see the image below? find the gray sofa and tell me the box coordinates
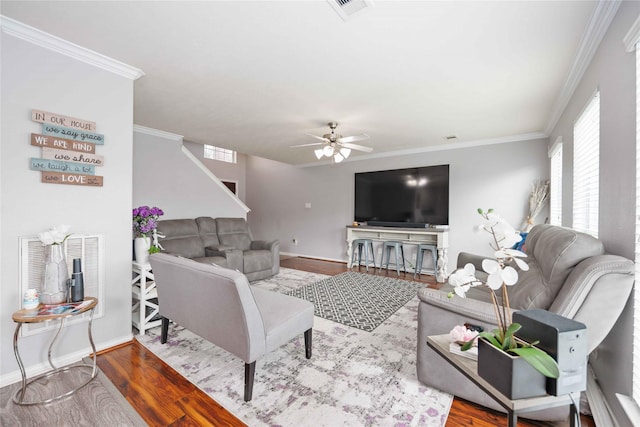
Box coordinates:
[156,217,279,281]
[417,224,634,421]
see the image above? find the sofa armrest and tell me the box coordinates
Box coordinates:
[250,240,278,251]
[250,240,280,276]
[205,244,237,254]
[418,287,507,329]
[456,252,487,271]
[205,246,243,271]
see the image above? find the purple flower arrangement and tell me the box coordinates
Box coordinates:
[132,206,164,238]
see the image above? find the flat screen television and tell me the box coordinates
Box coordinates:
[354,164,449,227]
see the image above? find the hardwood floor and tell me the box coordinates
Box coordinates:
[97,256,594,426]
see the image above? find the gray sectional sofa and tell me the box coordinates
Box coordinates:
[156,217,279,281]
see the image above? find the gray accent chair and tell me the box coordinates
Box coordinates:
[417,224,634,422]
[149,252,314,401]
[214,217,280,282]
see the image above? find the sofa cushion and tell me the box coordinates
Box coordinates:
[156,219,205,259]
[195,216,221,247]
[508,224,605,310]
[216,218,252,251]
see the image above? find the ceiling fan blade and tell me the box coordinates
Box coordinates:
[291,142,324,148]
[339,141,373,152]
[337,133,369,143]
[304,133,330,143]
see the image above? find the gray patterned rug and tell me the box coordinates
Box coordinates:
[286,271,425,332]
[136,268,452,426]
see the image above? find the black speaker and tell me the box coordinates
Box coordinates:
[513,309,587,396]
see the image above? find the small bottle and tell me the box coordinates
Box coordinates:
[71,258,84,302]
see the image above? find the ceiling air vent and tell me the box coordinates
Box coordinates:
[328,0,374,21]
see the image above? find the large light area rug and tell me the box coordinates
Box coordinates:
[136,268,453,426]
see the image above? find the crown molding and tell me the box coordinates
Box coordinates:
[297,131,548,168]
[0,15,144,80]
[133,125,184,141]
[623,14,640,52]
[544,1,622,135]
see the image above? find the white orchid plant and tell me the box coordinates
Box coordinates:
[38,224,72,246]
[448,209,559,379]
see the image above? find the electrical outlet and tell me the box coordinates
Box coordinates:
[293,238,298,245]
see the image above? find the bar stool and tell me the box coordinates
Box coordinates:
[380,241,406,276]
[351,238,376,272]
[414,243,438,279]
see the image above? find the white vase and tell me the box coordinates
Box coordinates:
[41,244,68,304]
[134,237,151,264]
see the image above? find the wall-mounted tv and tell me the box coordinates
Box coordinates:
[354,164,449,227]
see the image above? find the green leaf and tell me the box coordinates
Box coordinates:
[477,208,484,214]
[478,332,501,348]
[460,340,474,351]
[487,208,494,213]
[510,347,560,378]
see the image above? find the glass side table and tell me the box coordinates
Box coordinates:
[11,297,98,405]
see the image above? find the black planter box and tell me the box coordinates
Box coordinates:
[477,338,547,400]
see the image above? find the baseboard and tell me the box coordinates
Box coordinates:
[0,333,133,387]
[280,251,346,264]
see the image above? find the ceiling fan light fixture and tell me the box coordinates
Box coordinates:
[334,152,345,163]
[314,148,324,159]
[339,148,351,159]
[323,145,334,156]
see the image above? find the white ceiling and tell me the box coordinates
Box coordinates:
[2,1,599,165]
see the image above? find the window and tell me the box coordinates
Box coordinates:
[549,139,563,226]
[204,144,236,164]
[572,91,600,237]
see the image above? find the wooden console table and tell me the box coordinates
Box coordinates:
[346,225,449,282]
[427,334,579,427]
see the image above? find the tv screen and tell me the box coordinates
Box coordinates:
[354,165,449,227]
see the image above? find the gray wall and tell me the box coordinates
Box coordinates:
[183,141,248,203]
[549,2,639,425]
[133,130,248,220]
[1,31,136,380]
[246,138,550,270]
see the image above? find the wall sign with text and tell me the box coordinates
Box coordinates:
[30,109,104,187]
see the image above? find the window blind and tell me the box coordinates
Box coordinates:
[19,234,104,336]
[549,141,563,226]
[573,92,600,237]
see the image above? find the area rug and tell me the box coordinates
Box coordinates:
[284,271,425,332]
[136,268,452,426]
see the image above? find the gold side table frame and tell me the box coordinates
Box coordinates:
[12,297,98,405]
[427,334,579,427]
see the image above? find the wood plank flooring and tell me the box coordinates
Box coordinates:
[96,256,594,426]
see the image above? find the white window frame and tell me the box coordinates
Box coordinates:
[204,144,237,164]
[548,137,563,226]
[619,15,640,422]
[572,91,600,237]
[19,234,105,336]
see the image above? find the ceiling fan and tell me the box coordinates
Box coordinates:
[292,122,373,163]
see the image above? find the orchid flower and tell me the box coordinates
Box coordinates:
[38,224,71,245]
